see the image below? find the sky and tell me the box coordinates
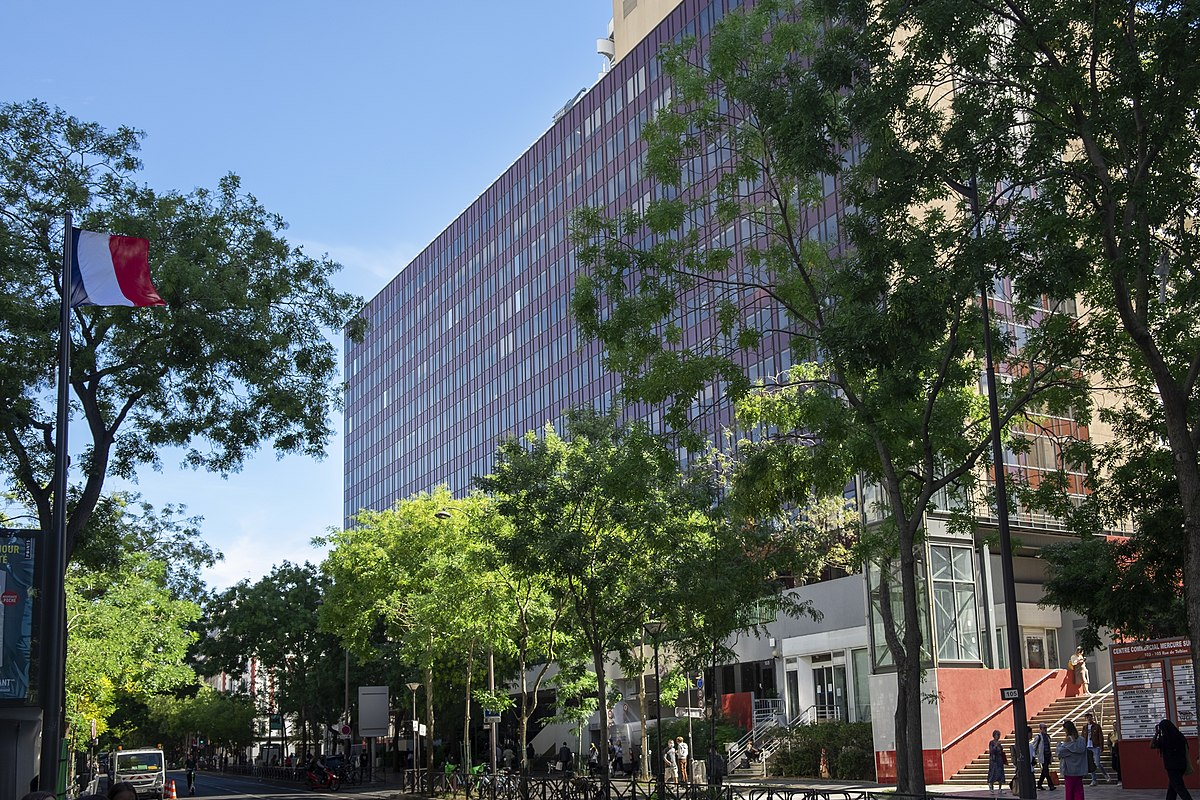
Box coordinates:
[1,1,615,589]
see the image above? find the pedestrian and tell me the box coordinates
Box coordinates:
[526,742,535,769]
[664,740,678,786]
[706,744,727,788]
[504,743,515,771]
[1083,712,1110,785]
[631,741,642,778]
[614,739,625,776]
[1151,718,1195,800]
[988,729,1007,794]
[588,743,599,775]
[676,736,690,783]
[1109,734,1120,784]
[1069,648,1090,695]
[1033,722,1056,790]
[1057,719,1089,800]
[106,783,138,800]
[558,741,573,775]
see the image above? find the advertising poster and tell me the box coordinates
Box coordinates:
[0,534,35,701]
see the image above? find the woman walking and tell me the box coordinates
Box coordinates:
[1152,719,1195,800]
[988,730,1007,794]
[1058,719,1090,800]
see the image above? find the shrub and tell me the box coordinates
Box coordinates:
[835,745,872,780]
[767,721,873,779]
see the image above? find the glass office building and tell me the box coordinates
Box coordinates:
[344,0,768,516]
[343,0,1104,784]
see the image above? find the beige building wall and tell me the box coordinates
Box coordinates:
[611,0,681,62]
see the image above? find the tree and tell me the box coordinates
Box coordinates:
[477,409,717,782]
[570,2,1087,791]
[800,0,1200,718]
[0,99,365,561]
[915,0,1200,692]
[144,687,256,758]
[197,562,344,755]
[320,488,510,772]
[66,551,201,748]
[1030,398,1188,646]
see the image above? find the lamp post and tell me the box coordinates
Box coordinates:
[967,177,1035,800]
[407,681,421,792]
[644,621,666,799]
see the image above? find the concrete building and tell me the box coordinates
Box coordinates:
[344,0,1113,783]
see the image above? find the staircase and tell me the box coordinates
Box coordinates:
[946,692,1118,785]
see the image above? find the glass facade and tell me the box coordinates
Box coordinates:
[344,0,770,518]
[343,0,1089,533]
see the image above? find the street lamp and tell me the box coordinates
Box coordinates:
[407,681,421,791]
[644,620,666,799]
[967,177,1035,800]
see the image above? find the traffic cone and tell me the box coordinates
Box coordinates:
[165,780,177,800]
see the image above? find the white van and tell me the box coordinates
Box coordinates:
[110,748,166,798]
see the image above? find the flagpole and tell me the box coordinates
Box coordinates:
[40,212,73,795]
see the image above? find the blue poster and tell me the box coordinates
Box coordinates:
[0,534,35,700]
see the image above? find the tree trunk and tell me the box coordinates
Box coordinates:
[638,639,650,781]
[463,646,475,768]
[425,658,436,772]
[593,642,610,781]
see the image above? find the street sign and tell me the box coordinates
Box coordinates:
[1000,688,1020,700]
[483,710,501,725]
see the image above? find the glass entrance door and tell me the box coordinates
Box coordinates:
[813,664,848,721]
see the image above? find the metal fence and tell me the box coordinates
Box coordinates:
[393,772,916,800]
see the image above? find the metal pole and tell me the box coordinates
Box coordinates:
[970,178,1035,800]
[39,212,73,796]
[488,645,497,785]
[654,636,663,800]
[408,682,420,793]
[686,673,693,784]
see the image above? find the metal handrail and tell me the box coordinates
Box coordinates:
[1042,683,1114,736]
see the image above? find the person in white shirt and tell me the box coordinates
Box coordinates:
[675,737,690,783]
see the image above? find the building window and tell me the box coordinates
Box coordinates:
[929,544,981,662]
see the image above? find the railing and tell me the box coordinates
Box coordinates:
[1044,682,1114,736]
[392,773,1016,800]
[796,704,843,725]
[941,670,1062,752]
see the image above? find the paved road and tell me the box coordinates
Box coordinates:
[161,770,367,800]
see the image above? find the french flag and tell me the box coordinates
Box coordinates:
[70,230,166,308]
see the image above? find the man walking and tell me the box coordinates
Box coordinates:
[1032,722,1056,790]
[1084,713,1110,785]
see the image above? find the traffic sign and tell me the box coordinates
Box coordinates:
[1,591,18,606]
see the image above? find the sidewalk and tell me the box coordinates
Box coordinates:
[324,772,1166,800]
[736,777,1163,800]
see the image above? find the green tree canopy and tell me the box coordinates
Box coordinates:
[66,551,200,748]
[477,409,720,780]
[0,99,365,559]
[570,2,1088,791]
[196,561,345,751]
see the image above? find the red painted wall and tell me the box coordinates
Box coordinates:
[938,668,1063,780]
[722,692,753,731]
[1120,739,1200,790]
[874,749,945,784]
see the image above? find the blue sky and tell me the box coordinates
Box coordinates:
[1,1,614,588]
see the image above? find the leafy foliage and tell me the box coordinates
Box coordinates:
[0,99,365,560]
[66,552,201,748]
[768,721,874,780]
[196,562,347,749]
